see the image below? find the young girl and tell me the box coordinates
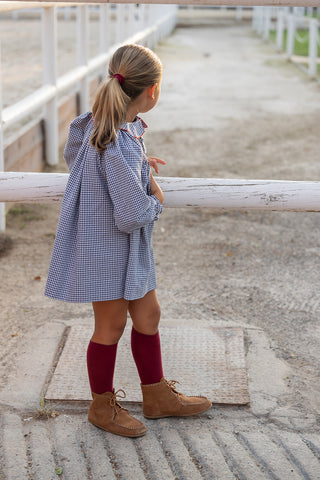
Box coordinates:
[45,44,211,438]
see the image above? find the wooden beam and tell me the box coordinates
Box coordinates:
[2,173,320,212]
[0,2,80,11]
[1,0,320,9]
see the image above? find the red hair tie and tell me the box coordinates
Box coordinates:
[113,73,124,85]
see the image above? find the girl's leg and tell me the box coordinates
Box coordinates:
[129,290,163,385]
[130,291,212,419]
[87,298,128,394]
[87,298,147,438]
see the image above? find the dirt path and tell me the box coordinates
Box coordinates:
[1,11,320,421]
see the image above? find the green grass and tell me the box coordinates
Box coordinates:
[269,29,320,57]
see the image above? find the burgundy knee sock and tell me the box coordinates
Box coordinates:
[86,340,117,394]
[131,327,163,385]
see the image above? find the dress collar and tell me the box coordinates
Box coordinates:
[120,116,148,139]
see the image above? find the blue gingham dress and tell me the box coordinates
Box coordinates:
[45,112,162,302]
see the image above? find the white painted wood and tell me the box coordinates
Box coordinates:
[42,7,58,166]
[2,173,320,212]
[0,45,5,231]
[236,6,243,21]
[263,7,271,40]
[77,5,89,114]
[116,4,125,44]
[99,4,110,55]
[1,7,177,131]
[308,18,318,78]
[286,13,295,58]
[2,1,319,6]
[276,8,285,51]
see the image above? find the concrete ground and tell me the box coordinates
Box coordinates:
[1,9,320,480]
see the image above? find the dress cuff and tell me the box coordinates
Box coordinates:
[151,195,163,220]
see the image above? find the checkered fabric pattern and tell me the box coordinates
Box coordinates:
[45,112,162,303]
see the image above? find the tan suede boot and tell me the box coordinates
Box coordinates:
[88,389,146,437]
[141,378,212,419]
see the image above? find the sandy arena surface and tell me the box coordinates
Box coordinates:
[1,10,320,426]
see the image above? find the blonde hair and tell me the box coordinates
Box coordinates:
[90,44,162,153]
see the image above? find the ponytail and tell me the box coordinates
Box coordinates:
[90,44,162,153]
[90,78,130,153]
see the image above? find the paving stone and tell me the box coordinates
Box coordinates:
[214,430,268,479]
[104,432,147,480]
[53,415,91,480]
[157,420,203,480]
[271,429,320,479]
[1,413,29,480]
[300,434,320,462]
[179,422,236,479]
[136,430,175,480]
[26,421,57,480]
[237,431,304,480]
[77,422,118,480]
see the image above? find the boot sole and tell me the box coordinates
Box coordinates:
[88,419,147,438]
[143,403,212,419]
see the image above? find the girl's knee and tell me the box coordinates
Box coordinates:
[133,304,161,335]
[92,321,126,344]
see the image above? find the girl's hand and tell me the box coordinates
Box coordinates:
[148,156,166,174]
[150,172,164,205]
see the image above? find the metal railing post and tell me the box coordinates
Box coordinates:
[42,6,58,166]
[77,5,89,114]
[308,18,318,78]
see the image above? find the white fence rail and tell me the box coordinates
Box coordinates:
[6,1,320,6]
[2,172,320,212]
[0,3,177,231]
[253,6,320,78]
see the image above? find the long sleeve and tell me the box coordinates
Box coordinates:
[103,138,162,234]
[64,112,92,171]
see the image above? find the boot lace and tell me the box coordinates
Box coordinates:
[110,389,127,413]
[167,379,182,396]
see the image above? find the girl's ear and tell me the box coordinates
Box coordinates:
[147,84,157,100]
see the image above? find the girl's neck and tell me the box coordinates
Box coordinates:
[125,103,139,123]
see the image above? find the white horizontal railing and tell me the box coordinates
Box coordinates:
[0,3,177,231]
[8,1,320,6]
[2,172,320,212]
[1,15,176,130]
[1,6,177,132]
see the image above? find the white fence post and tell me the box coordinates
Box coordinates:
[42,7,58,166]
[276,8,284,51]
[99,4,111,55]
[236,6,243,22]
[0,43,5,231]
[286,13,295,58]
[257,7,264,35]
[77,5,89,114]
[116,4,125,44]
[308,18,318,78]
[263,7,271,40]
